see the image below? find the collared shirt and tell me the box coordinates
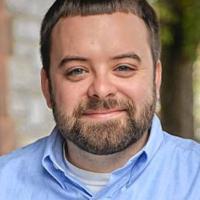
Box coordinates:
[63,144,111,193]
[0,115,200,200]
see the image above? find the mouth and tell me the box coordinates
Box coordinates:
[82,109,126,120]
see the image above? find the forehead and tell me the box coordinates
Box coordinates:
[50,12,152,64]
[52,12,149,39]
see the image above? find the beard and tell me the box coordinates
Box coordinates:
[51,86,156,155]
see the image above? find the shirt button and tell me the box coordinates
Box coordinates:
[92,197,111,200]
[121,186,126,192]
[53,164,58,170]
[104,197,111,200]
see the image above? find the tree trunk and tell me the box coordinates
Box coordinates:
[159,0,195,139]
[161,51,194,138]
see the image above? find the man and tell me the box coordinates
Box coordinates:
[0,0,200,199]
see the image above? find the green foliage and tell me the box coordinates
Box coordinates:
[154,1,177,46]
[153,0,200,60]
[181,0,200,58]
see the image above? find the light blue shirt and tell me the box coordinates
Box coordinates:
[0,115,200,200]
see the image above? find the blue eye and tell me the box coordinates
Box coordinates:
[114,64,136,78]
[116,65,133,71]
[65,67,89,81]
[66,68,88,76]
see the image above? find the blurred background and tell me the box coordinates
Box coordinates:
[0,0,200,155]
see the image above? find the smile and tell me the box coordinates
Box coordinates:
[82,109,126,120]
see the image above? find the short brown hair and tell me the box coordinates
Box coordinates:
[40,0,160,76]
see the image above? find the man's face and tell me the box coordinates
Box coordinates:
[41,12,161,155]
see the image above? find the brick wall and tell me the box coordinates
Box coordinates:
[0,0,15,155]
[5,0,54,148]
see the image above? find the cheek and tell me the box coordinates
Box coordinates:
[116,77,154,105]
[52,77,89,114]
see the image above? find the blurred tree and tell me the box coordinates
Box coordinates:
[154,0,200,138]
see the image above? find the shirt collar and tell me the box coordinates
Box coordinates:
[125,114,164,186]
[42,127,67,189]
[41,115,164,189]
[142,114,164,160]
[112,114,164,171]
[105,114,164,190]
[43,127,65,168]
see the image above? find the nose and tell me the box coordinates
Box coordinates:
[87,75,117,99]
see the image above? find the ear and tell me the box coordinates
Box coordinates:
[155,60,162,100]
[41,68,52,108]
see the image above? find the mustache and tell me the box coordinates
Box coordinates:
[73,98,136,117]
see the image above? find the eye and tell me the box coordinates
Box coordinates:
[67,68,87,76]
[116,65,133,71]
[114,64,136,77]
[65,67,89,81]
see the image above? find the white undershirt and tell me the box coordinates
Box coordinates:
[63,144,111,193]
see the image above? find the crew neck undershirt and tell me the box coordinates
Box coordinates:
[63,143,111,193]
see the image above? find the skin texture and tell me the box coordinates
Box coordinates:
[41,12,162,172]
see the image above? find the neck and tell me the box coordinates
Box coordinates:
[65,131,149,173]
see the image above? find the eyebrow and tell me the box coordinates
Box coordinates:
[59,55,88,68]
[112,52,142,63]
[58,52,142,68]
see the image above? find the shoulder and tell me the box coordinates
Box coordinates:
[162,131,200,159]
[0,136,48,174]
[0,136,55,198]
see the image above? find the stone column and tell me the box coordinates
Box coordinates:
[0,0,15,155]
